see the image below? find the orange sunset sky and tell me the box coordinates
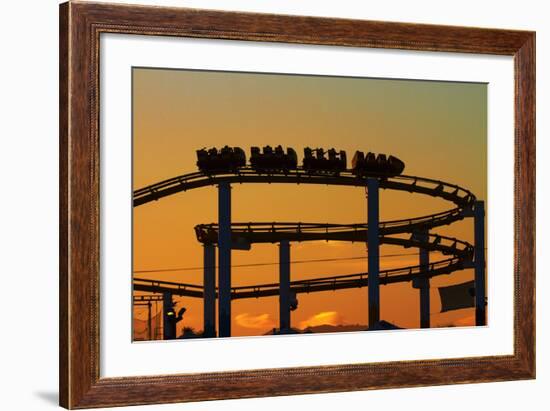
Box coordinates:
[132,67,487,339]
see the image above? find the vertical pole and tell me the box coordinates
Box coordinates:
[218,182,232,337]
[474,200,486,326]
[367,178,380,327]
[418,230,430,328]
[203,244,216,337]
[154,300,158,340]
[162,291,175,340]
[147,301,152,340]
[279,240,291,334]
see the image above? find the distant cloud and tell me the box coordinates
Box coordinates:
[452,314,475,327]
[235,313,276,330]
[438,313,476,328]
[299,311,345,329]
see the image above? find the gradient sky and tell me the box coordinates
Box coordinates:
[132,67,487,339]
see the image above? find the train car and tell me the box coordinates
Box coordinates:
[387,155,405,175]
[302,147,347,174]
[351,151,405,177]
[249,145,297,173]
[196,146,246,173]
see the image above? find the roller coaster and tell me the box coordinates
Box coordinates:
[133,146,486,339]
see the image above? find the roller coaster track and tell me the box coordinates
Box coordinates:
[194,222,473,261]
[133,294,163,302]
[134,278,204,299]
[194,208,468,242]
[133,232,473,299]
[133,168,476,208]
[134,257,470,300]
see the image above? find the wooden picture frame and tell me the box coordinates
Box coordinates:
[59,1,535,408]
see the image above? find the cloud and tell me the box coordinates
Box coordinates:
[452,314,475,327]
[299,311,345,329]
[235,313,276,330]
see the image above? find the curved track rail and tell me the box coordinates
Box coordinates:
[194,222,473,263]
[194,213,469,243]
[134,232,474,299]
[133,168,476,208]
[134,256,471,300]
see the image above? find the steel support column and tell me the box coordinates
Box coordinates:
[474,200,486,326]
[218,182,232,337]
[147,301,152,340]
[417,230,430,328]
[203,244,216,337]
[367,178,380,326]
[279,240,291,333]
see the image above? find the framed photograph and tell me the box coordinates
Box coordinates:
[59,1,535,408]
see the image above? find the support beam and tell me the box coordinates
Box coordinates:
[218,182,232,337]
[414,229,430,328]
[279,240,291,334]
[474,200,486,326]
[367,178,380,327]
[203,244,216,337]
[147,301,152,341]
